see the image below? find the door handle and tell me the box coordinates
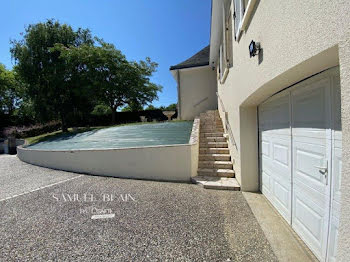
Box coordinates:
[314,160,328,185]
[314,165,328,173]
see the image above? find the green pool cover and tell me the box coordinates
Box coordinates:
[28,121,193,150]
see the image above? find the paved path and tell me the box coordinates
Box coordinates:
[0,156,277,261]
[0,155,80,201]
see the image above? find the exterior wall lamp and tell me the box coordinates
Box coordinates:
[249,40,261,57]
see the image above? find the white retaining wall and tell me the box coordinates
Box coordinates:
[17,120,200,182]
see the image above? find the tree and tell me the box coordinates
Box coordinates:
[11,19,94,131]
[164,103,177,111]
[145,105,156,110]
[0,64,21,116]
[91,104,112,116]
[57,40,162,123]
[121,102,143,112]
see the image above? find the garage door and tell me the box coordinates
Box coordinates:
[259,68,341,262]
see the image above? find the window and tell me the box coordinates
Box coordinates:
[219,2,234,82]
[233,0,247,40]
[233,0,258,40]
[219,45,224,80]
[225,6,233,67]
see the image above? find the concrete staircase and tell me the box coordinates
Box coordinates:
[192,110,240,191]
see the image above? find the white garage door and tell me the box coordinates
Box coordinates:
[259,68,341,262]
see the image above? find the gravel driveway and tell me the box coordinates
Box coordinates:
[0,155,277,261]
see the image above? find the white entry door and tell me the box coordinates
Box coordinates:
[259,91,292,223]
[327,73,342,262]
[259,68,341,262]
[291,75,332,260]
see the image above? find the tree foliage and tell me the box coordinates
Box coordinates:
[0,64,22,116]
[147,103,177,111]
[9,19,162,130]
[56,39,162,123]
[11,19,94,131]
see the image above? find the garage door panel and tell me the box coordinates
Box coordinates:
[293,195,326,254]
[328,76,342,262]
[332,75,342,133]
[291,76,331,261]
[328,219,339,262]
[259,68,341,262]
[272,141,290,168]
[292,78,330,131]
[332,147,342,204]
[261,170,271,193]
[271,138,291,176]
[259,90,292,224]
[272,179,291,219]
[261,140,270,157]
[261,155,273,174]
[259,92,290,134]
[293,181,328,211]
[294,143,327,187]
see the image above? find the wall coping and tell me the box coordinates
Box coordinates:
[189,118,200,145]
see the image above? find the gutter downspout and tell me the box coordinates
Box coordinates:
[176,70,182,120]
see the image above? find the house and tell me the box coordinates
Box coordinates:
[170,46,217,120]
[170,0,350,261]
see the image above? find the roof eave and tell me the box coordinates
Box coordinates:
[169,62,210,71]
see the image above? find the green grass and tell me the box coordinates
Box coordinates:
[24,120,190,145]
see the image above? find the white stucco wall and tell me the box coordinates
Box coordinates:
[215,0,350,192]
[177,66,217,120]
[17,145,193,181]
[17,120,201,182]
[212,0,350,259]
[337,35,350,262]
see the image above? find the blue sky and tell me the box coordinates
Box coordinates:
[0,0,211,107]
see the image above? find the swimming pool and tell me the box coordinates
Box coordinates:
[17,120,200,182]
[28,121,193,150]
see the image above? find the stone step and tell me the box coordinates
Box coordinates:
[200,125,223,129]
[200,132,224,137]
[199,148,230,154]
[199,132,224,137]
[200,119,217,122]
[200,119,222,122]
[197,168,235,178]
[201,137,226,142]
[199,142,228,148]
[199,154,231,161]
[198,160,233,169]
[200,120,221,124]
[201,110,218,113]
[200,122,223,126]
[201,111,219,116]
[201,128,224,132]
[201,126,223,129]
[191,176,240,191]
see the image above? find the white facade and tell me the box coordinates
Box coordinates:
[172,66,217,120]
[171,0,350,260]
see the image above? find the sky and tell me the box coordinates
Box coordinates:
[0,0,211,108]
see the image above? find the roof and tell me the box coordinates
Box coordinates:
[170,45,210,70]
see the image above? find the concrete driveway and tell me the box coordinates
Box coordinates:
[0,155,278,261]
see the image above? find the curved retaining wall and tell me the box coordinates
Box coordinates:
[17,119,200,182]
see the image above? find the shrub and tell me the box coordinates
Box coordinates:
[2,121,61,138]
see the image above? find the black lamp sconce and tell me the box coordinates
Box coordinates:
[249,40,261,57]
